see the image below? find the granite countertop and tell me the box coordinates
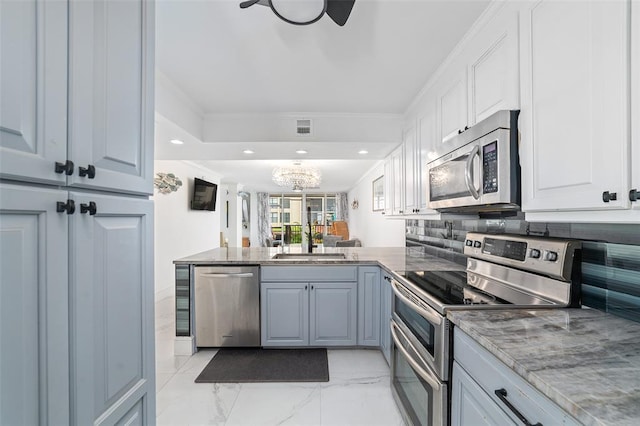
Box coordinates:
[173,246,466,274]
[448,308,640,426]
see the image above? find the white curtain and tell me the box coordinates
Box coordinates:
[336,193,349,221]
[257,192,271,247]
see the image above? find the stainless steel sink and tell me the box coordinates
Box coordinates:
[271,253,346,260]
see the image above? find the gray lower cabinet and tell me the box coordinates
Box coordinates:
[357,266,381,346]
[0,184,70,425]
[261,281,357,346]
[379,271,393,365]
[261,266,358,347]
[261,282,309,346]
[452,328,580,426]
[451,361,515,426]
[310,282,357,346]
[0,185,155,425]
[71,191,155,425]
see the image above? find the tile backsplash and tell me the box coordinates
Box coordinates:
[406,218,640,322]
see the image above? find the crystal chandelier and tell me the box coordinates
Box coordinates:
[272,162,321,192]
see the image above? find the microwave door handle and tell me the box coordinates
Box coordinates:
[390,279,442,326]
[465,145,480,200]
[390,321,442,391]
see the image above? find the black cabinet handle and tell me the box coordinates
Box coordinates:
[602,191,618,203]
[80,201,97,215]
[494,389,542,426]
[311,285,314,290]
[630,189,639,202]
[55,160,74,175]
[305,285,307,290]
[56,199,75,214]
[78,164,96,179]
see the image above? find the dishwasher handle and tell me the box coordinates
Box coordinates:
[199,272,255,278]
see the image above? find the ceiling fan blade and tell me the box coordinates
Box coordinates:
[239,0,260,9]
[326,0,355,26]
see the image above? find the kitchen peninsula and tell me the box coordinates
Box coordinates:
[173,247,640,426]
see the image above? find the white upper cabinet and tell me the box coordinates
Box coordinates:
[468,9,519,125]
[68,0,154,195]
[632,2,640,211]
[437,69,469,144]
[383,156,394,216]
[519,0,631,215]
[417,98,438,212]
[0,0,68,186]
[391,145,404,215]
[0,0,154,195]
[403,125,417,213]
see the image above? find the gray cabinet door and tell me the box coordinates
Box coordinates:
[0,183,69,425]
[0,0,67,186]
[261,282,309,346]
[67,0,154,195]
[451,361,515,426]
[380,273,393,364]
[358,267,381,346]
[310,282,357,346]
[70,192,155,425]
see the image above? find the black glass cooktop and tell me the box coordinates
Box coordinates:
[399,270,468,305]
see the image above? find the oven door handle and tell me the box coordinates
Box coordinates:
[391,321,442,391]
[465,144,480,200]
[390,279,442,326]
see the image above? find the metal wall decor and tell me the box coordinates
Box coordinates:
[154,172,183,194]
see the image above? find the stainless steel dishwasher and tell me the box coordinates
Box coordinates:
[194,266,260,347]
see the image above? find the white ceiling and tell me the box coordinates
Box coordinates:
[154,0,490,192]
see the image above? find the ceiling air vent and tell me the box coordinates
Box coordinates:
[296,119,312,136]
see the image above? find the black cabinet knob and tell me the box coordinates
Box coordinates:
[458,129,463,134]
[630,189,639,202]
[54,160,74,175]
[78,164,96,179]
[80,201,97,215]
[56,199,75,214]
[602,191,618,203]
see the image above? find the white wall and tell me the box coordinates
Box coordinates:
[154,160,223,299]
[348,161,405,247]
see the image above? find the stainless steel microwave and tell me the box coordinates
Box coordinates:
[426,110,520,212]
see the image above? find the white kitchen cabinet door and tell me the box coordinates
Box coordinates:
[417,99,438,212]
[437,69,469,144]
[403,126,418,213]
[67,0,154,195]
[70,192,155,425]
[519,0,630,213]
[0,0,67,186]
[632,1,640,211]
[383,156,394,216]
[0,183,69,425]
[468,14,519,125]
[391,145,404,215]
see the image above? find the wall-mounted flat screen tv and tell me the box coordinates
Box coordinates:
[191,178,217,211]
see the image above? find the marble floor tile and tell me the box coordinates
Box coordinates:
[225,383,322,426]
[154,297,404,425]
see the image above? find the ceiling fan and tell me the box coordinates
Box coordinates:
[239,0,356,27]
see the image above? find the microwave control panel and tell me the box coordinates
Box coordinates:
[482,141,498,194]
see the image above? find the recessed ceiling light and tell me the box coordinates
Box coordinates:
[358,150,368,154]
[243,149,254,154]
[170,139,184,145]
[296,150,308,154]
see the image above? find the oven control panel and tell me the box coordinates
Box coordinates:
[464,232,581,282]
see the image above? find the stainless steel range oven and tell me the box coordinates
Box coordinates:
[390,233,582,426]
